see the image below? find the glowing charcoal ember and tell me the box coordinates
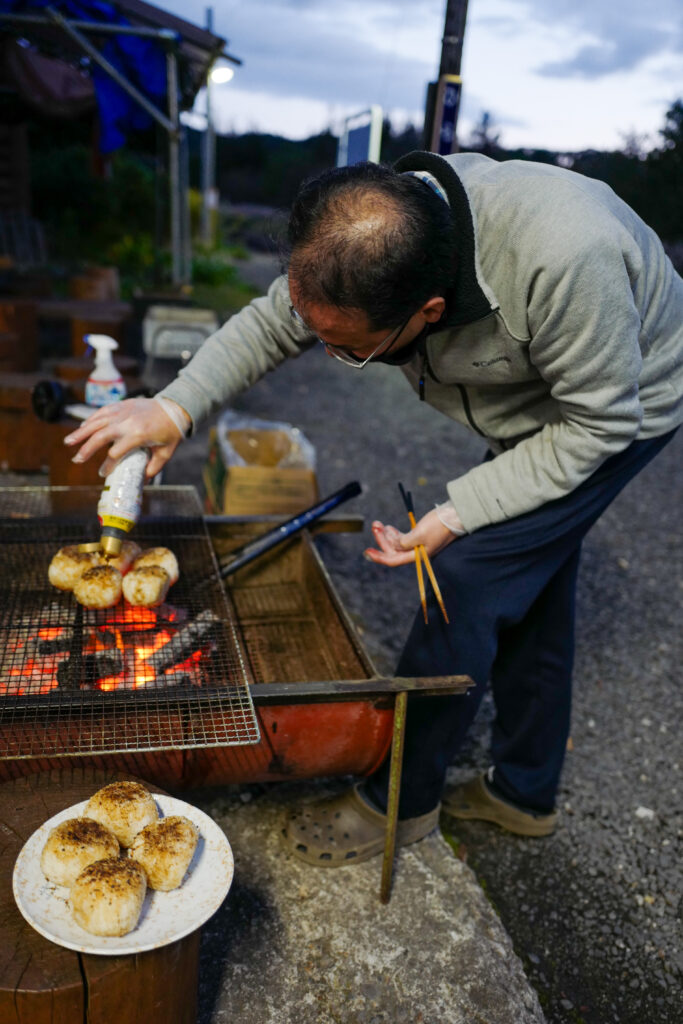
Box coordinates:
[145,671,194,689]
[37,627,68,639]
[57,651,124,689]
[91,605,159,631]
[146,610,221,675]
[156,603,188,625]
[133,629,173,688]
[37,636,72,655]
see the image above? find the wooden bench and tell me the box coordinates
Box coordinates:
[0,768,200,1024]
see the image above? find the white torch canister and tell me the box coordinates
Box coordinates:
[97,449,150,555]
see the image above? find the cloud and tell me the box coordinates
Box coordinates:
[224,2,435,104]
[167,0,440,113]
[536,26,674,79]
[522,0,683,78]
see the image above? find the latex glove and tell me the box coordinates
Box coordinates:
[63,396,191,478]
[364,507,461,568]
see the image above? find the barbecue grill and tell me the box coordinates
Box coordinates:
[0,486,471,791]
[0,487,258,766]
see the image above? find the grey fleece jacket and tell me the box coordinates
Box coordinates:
[161,152,683,534]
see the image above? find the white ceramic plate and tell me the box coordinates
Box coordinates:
[13,794,234,955]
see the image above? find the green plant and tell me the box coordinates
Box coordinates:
[106,233,156,276]
[191,253,239,286]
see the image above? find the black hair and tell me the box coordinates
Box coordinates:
[286,162,457,330]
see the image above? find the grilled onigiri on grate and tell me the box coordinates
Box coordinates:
[122,565,170,607]
[73,564,123,609]
[132,547,179,586]
[48,546,101,591]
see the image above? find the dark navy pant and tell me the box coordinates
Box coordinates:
[365,430,677,819]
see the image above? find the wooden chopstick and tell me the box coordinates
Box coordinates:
[407,508,429,623]
[418,542,449,624]
[398,483,450,625]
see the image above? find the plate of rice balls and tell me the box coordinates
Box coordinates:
[12,781,233,954]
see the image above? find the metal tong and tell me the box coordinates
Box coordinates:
[212,480,362,580]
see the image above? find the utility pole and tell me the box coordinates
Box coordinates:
[200,6,216,247]
[423,0,469,154]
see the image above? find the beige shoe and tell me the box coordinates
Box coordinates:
[442,773,558,837]
[282,785,440,867]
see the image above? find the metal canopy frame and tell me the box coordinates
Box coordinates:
[1,6,240,285]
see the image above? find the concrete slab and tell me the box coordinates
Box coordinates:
[190,783,547,1024]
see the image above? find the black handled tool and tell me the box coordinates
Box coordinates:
[215,480,362,579]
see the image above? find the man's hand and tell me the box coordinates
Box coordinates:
[63,397,190,478]
[364,507,460,567]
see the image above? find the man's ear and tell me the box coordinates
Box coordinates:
[421,296,446,323]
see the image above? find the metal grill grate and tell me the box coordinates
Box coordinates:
[0,486,260,758]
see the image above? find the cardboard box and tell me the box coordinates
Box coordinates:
[202,426,318,515]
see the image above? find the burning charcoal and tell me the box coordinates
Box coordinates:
[91,605,159,632]
[0,603,78,633]
[57,651,123,689]
[156,603,189,625]
[95,630,118,648]
[147,671,194,689]
[147,610,221,674]
[56,660,81,691]
[38,635,73,655]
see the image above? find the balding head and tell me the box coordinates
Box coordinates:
[287,162,457,331]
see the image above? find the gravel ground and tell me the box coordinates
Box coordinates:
[164,323,682,1024]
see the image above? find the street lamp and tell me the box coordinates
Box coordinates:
[210,65,234,85]
[201,61,234,246]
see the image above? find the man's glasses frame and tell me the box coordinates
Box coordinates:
[290,307,412,369]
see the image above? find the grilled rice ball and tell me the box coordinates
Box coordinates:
[129,815,199,891]
[132,547,179,586]
[48,546,101,591]
[73,564,123,609]
[70,857,147,937]
[40,817,120,888]
[104,540,142,575]
[84,781,158,848]
[122,565,170,607]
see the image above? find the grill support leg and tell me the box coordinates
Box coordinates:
[380,689,408,904]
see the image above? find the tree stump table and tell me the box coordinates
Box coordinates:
[0,767,200,1024]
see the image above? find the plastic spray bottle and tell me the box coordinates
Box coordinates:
[84,334,126,407]
[83,334,147,554]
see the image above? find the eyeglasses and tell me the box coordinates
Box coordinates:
[290,307,412,369]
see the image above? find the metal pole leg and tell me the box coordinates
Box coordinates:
[167,49,181,287]
[380,689,408,903]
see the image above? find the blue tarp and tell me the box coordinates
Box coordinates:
[0,0,169,152]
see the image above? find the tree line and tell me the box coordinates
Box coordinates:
[204,99,682,253]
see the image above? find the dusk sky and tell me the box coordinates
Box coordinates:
[168,0,682,153]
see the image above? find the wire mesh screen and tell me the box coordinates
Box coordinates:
[0,486,260,758]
